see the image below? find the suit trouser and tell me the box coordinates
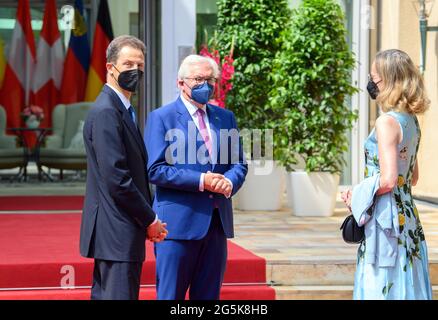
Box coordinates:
[91,259,143,300]
[154,209,228,300]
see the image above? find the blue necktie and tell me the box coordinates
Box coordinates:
[128,106,136,124]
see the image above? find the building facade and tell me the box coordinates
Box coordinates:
[369,0,438,202]
[1,0,436,201]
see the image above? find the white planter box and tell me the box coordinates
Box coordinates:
[286,171,340,217]
[234,160,285,211]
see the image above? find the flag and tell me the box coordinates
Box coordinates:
[0,0,36,130]
[59,0,90,104]
[32,0,64,128]
[85,0,113,102]
[0,36,6,89]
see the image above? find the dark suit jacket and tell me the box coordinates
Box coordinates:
[80,85,156,262]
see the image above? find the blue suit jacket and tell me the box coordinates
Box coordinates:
[144,97,247,240]
[80,85,156,262]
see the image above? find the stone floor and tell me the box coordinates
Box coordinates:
[232,198,438,299]
[2,167,438,299]
[0,165,86,196]
[233,199,438,264]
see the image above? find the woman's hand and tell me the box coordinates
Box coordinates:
[341,189,352,212]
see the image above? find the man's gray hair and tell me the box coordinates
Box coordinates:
[178,54,220,80]
[106,35,146,63]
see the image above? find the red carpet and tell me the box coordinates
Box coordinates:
[0,196,84,211]
[0,211,275,300]
[0,285,274,300]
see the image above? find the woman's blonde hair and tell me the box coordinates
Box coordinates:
[375,49,430,114]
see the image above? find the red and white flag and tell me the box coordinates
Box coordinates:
[0,0,36,130]
[32,0,64,128]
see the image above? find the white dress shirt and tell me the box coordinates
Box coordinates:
[180,93,214,145]
[106,83,131,112]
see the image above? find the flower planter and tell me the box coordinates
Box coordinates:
[234,160,285,211]
[286,171,339,217]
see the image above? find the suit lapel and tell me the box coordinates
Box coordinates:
[207,104,221,170]
[103,85,146,161]
[176,97,194,132]
[122,112,147,160]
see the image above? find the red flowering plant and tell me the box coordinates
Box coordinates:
[21,105,44,122]
[199,35,235,108]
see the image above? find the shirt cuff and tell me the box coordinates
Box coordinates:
[150,215,158,226]
[199,173,205,192]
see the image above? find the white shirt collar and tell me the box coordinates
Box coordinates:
[180,94,207,116]
[106,83,131,110]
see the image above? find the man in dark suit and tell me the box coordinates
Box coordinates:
[80,35,167,300]
[145,54,248,300]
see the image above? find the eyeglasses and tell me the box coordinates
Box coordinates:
[185,77,217,85]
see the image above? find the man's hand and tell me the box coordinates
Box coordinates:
[211,176,232,198]
[147,219,168,243]
[204,171,225,194]
[204,171,232,197]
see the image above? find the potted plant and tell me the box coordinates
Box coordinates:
[214,0,290,211]
[268,0,358,216]
[21,105,44,129]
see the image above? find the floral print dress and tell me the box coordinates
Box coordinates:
[353,111,433,300]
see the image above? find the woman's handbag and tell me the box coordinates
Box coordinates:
[340,214,364,244]
[340,197,375,244]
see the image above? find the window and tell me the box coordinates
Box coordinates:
[196,0,217,50]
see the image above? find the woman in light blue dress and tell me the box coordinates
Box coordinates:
[342,49,432,300]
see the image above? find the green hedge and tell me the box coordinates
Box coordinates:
[215,0,290,134]
[269,0,358,173]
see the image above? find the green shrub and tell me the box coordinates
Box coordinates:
[269,0,358,173]
[214,0,290,135]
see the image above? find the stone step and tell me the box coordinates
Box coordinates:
[274,285,438,300]
[267,261,438,286]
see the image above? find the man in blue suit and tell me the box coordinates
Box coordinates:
[145,54,248,300]
[80,36,167,300]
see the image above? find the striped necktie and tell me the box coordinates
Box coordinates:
[196,108,212,156]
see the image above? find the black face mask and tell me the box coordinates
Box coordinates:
[367,80,380,100]
[112,64,143,92]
